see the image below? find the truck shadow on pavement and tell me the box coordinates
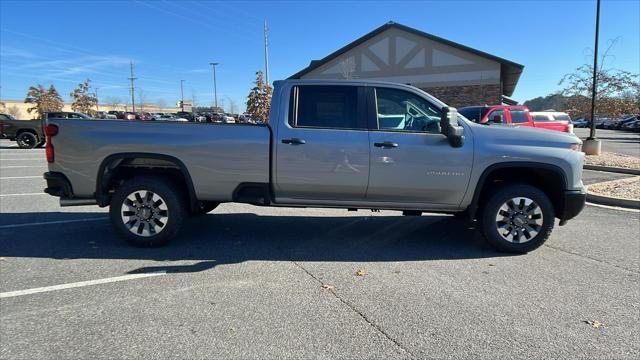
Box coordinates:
[0,212,507,273]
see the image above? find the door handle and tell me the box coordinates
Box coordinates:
[374,141,399,148]
[282,138,306,145]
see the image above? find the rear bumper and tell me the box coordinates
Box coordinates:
[43,171,73,198]
[559,189,586,221]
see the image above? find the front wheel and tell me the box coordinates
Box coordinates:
[481,184,555,253]
[109,176,186,246]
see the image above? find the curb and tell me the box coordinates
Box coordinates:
[584,164,640,175]
[585,190,640,209]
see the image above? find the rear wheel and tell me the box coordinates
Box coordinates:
[16,132,38,149]
[109,177,186,246]
[481,184,555,253]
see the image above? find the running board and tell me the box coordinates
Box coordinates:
[60,198,98,207]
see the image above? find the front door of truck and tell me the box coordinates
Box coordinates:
[274,85,370,201]
[366,87,473,205]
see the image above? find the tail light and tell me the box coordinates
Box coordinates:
[45,124,58,163]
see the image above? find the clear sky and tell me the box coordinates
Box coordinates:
[1,0,638,112]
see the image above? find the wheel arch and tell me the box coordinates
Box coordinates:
[468,162,568,220]
[96,153,198,211]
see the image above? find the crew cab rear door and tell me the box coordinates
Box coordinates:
[274,85,370,201]
[365,86,473,205]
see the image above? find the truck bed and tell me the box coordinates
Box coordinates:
[47,119,271,201]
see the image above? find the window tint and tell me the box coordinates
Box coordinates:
[289,86,359,129]
[510,109,529,124]
[459,108,483,122]
[374,87,442,133]
[533,114,552,122]
[487,110,505,124]
[553,114,571,121]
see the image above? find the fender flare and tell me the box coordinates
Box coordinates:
[95,152,197,210]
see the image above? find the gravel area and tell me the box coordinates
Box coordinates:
[584,152,640,170]
[587,176,640,200]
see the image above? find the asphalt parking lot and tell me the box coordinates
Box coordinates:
[1,139,639,359]
[574,128,640,157]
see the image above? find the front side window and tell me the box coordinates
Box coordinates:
[374,87,442,133]
[509,109,529,124]
[289,85,359,129]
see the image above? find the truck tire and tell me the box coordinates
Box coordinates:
[190,201,219,216]
[16,132,38,149]
[480,184,555,253]
[109,176,187,247]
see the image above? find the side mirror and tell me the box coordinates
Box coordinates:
[440,106,464,148]
[491,115,503,123]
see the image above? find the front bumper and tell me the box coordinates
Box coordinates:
[558,189,586,223]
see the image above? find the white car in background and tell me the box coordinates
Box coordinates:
[223,114,236,123]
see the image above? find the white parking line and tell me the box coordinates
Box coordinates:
[0,166,45,168]
[0,176,42,180]
[0,272,167,299]
[0,193,46,197]
[0,217,107,229]
[0,158,44,160]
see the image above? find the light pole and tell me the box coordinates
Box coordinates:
[180,80,185,112]
[209,62,219,110]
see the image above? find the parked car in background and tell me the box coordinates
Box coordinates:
[595,118,610,128]
[223,113,236,123]
[621,119,640,132]
[530,112,574,133]
[611,115,640,130]
[139,112,153,121]
[458,106,573,133]
[125,112,141,120]
[238,114,251,123]
[0,113,44,148]
[46,112,91,119]
[96,111,117,119]
[175,111,193,121]
[572,117,590,128]
[108,111,126,119]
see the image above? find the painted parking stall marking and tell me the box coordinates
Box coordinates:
[0,272,167,299]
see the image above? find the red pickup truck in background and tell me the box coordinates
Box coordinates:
[458,105,573,133]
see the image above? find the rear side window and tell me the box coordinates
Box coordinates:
[289,86,359,129]
[533,114,553,122]
[0,114,10,121]
[510,109,529,124]
[553,114,571,121]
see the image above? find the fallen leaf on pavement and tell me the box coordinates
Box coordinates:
[356,270,368,276]
[321,283,334,289]
[584,320,604,329]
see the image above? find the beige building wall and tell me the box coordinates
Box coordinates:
[0,100,178,119]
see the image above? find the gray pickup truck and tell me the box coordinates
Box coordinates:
[43,80,586,253]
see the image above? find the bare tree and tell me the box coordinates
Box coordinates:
[137,88,147,112]
[559,38,639,119]
[6,105,22,118]
[156,98,167,109]
[226,96,238,114]
[105,96,122,110]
